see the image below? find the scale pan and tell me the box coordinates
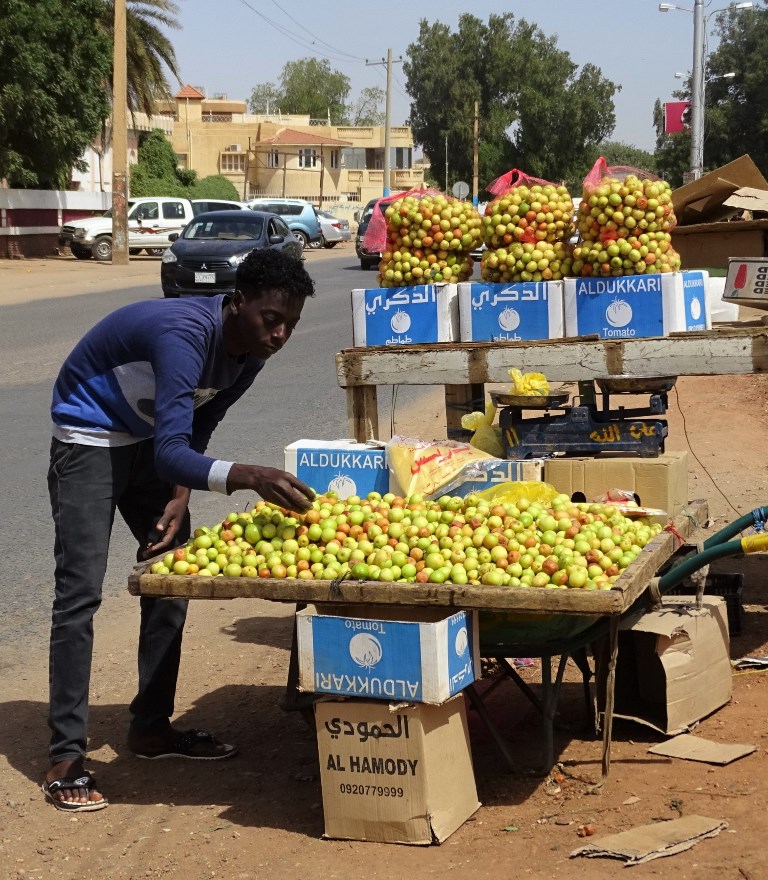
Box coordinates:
[596,376,677,395]
[491,390,570,409]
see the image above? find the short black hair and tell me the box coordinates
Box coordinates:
[236,248,315,300]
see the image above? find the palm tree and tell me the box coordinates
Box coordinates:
[94,0,182,188]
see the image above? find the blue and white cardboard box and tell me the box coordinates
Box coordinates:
[457,281,564,342]
[297,605,480,705]
[426,458,545,500]
[351,284,458,347]
[285,439,388,500]
[564,270,711,339]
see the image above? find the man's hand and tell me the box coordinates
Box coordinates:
[143,486,192,559]
[226,464,314,513]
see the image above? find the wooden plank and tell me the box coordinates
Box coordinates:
[346,385,378,441]
[335,330,768,388]
[128,502,706,616]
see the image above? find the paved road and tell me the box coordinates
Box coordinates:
[0,247,390,651]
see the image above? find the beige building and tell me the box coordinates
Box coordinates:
[161,85,423,206]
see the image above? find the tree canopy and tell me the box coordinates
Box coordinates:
[0,0,112,188]
[403,13,618,193]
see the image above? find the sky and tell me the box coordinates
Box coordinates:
[166,0,720,154]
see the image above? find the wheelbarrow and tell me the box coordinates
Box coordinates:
[468,507,768,778]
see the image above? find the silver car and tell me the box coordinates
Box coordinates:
[312,210,351,249]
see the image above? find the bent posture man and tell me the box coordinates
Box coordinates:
[45,249,315,811]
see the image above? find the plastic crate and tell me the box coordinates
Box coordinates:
[665,572,744,636]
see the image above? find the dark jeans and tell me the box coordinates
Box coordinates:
[47,437,191,765]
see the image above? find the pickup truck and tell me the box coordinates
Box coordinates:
[59,197,244,261]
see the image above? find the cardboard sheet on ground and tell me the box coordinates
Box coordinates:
[570,815,727,865]
[648,733,756,765]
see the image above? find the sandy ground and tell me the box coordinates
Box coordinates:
[2,256,767,879]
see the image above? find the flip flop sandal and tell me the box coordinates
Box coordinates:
[132,728,237,761]
[42,774,108,812]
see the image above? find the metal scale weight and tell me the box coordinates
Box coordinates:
[494,376,677,459]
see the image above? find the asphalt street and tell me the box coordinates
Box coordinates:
[0,247,411,656]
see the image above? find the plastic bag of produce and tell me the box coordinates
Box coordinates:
[473,480,559,507]
[486,168,552,197]
[362,188,431,255]
[508,368,550,397]
[461,402,506,458]
[574,157,681,277]
[386,435,495,499]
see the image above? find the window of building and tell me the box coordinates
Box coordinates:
[298,148,318,169]
[341,148,365,169]
[221,153,245,173]
[267,149,279,169]
[329,150,340,169]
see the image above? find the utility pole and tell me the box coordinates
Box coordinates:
[366,51,402,197]
[472,100,479,206]
[112,0,128,264]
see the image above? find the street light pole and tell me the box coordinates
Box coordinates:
[690,0,706,179]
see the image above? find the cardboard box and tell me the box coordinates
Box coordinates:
[611,596,732,735]
[427,458,545,500]
[284,439,388,500]
[670,155,768,270]
[297,605,480,705]
[457,281,564,341]
[563,271,710,339]
[722,256,768,311]
[315,696,480,844]
[351,284,458,347]
[544,450,688,516]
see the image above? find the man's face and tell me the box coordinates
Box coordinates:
[225,288,305,359]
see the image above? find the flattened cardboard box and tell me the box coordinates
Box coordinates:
[544,450,688,516]
[315,696,480,844]
[297,605,480,705]
[609,596,732,735]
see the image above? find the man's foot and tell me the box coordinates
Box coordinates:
[128,727,237,761]
[43,760,107,812]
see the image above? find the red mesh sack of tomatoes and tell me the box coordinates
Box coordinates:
[367,189,484,287]
[572,157,681,277]
[479,169,575,283]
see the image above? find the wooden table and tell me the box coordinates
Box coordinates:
[335,324,768,441]
[129,501,708,779]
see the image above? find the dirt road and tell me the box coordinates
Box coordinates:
[2,260,767,879]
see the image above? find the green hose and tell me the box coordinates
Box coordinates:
[703,505,768,548]
[658,539,745,593]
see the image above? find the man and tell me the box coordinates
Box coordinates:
[44,249,315,812]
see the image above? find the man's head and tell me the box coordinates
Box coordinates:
[225,249,315,359]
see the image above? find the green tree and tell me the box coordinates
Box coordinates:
[346,87,385,126]
[403,13,618,193]
[249,58,351,123]
[652,99,691,188]
[192,175,240,200]
[703,3,768,174]
[129,128,191,196]
[0,0,112,188]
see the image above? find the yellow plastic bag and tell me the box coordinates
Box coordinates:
[474,480,559,507]
[461,402,506,459]
[508,368,549,397]
[386,435,495,498]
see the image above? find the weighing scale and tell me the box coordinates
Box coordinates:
[495,376,676,459]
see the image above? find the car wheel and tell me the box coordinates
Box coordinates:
[70,247,91,260]
[324,240,338,249]
[92,236,113,262]
[292,230,309,249]
[363,259,378,270]
[146,247,166,257]
[308,236,324,250]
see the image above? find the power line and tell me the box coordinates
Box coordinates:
[267,0,366,62]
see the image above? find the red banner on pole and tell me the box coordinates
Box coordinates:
[664,101,690,134]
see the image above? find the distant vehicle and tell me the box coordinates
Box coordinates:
[242,197,322,248]
[354,197,388,270]
[160,209,302,298]
[311,210,351,249]
[59,196,246,261]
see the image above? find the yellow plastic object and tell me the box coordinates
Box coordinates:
[508,368,550,396]
[461,402,505,458]
[386,436,495,499]
[741,533,768,553]
[474,481,559,506]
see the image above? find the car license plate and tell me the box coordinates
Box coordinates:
[195,272,216,284]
